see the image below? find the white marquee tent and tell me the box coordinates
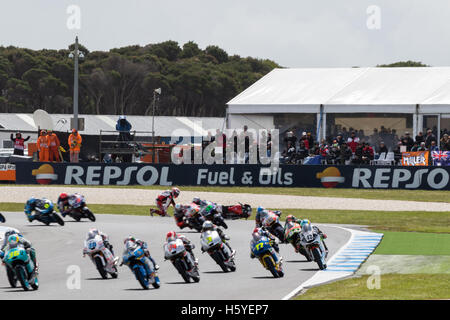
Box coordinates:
[227,67,450,142]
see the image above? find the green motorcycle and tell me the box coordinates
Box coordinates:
[1,246,39,291]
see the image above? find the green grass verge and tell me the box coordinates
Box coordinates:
[1,202,449,233]
[295,274,450,300]
[4,184,450,203]
[373,231,450,255]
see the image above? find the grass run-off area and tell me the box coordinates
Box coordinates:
[295,274,450,300]
[4,184,450,203]
[373,230,450,255]
[0,203,449,233]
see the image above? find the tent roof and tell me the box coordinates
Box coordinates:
[0,114,224,136]
[227,67,450,113]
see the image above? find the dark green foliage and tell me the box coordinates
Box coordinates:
[0,41,280,116]
[377,60,429,67]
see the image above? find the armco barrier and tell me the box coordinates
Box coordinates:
[14,162,450,190]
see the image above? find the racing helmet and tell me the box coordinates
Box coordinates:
[166,231,177,242]
[58,193,69,202]
[252,227,262,242]
[87,228,99,239]
[257,206,265,214]
[300,219,310,227]
[41,198,54,213]
[171,187,180,198]
[123,235,136,244]
[192,197,201,204]
[202,221,214,231]
[8,234,20,246]
[204,204,214,214]
[174,203,182,211]
[285,215,296,223]
[4,229,18,240]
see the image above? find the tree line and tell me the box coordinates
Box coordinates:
[0,41,279,117]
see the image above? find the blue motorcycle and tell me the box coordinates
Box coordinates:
[1,246,39,291]
[251,236,284,278]
[0,213,5,223]
[122,247,160,290]
[25,198,64,226]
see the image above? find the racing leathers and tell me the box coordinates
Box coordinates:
[200,224,235,256]
[1,232,37,270]
[151,190,176,217]
[83,230,115,256]
[24,198,51,222]
[255,209,281,228]
[165,234,198,268]
[57,193,80,217]
[122,238,159,276]
[250,227,281,263]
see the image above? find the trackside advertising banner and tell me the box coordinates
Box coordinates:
[14,162,450,190]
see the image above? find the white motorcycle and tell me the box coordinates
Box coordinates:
[299,224,328,270]
[200,230,236,272]
[164,238,200,283]
[84,235,119,279]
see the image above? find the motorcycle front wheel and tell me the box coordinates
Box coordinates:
[15,265,30,291]
[95,256,108,279]
[312,248,326,270]
[263,255,279,278]
[6,267,17,288]
[134,267,149,290]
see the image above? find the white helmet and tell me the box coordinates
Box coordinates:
[87,228,99,239]
[202,221,214,231]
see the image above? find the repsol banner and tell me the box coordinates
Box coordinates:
[14,162,450,190]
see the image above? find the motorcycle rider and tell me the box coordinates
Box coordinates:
[0,229,38,271]
[200,221,235,256]
[0,212,5,223]
[150,187,181,217]
[255,206,281,228]
[122,236,159,274]
[165,231,198,267]
[24,197,54,222]
[250,227,282,262]
[57,192,81,217]
[83,228,115,256]
[173,203,191,229]
[300,219,329,252]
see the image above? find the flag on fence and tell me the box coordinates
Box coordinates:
[431,151,450,166]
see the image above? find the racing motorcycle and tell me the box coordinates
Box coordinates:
[0,212,5,223]
[220,203,252,220]
[199,204,228,229]
[1,245,39,291]
[84,235,119,279]
[181,204,205,232]
[65,194,96,222]
[284,221,312,261]
[200,229,236,272]
[164,238,200,283]
[299,223,328,270]
[260,210,284,242]
[251,235,284,278]
[25,200,64,226]
[122,243,160,290]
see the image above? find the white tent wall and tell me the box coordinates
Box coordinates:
[227,67,450,149]
[228,114,275,131]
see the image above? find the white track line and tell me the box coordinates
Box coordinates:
[281,226,383,300]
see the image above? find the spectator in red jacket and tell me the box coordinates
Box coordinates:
[347,131,360,153]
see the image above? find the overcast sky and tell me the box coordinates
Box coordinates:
[1,0,450,68]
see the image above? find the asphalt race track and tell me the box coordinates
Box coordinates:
[0,212,350,300]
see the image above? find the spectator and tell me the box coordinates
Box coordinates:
[440,134,450,151]
[369,128,381,146]
[68,128,82,163]
[418,142,427,151]
[425,129,437,148]
[116,115,132,143]
[403,132,414,151]
[353,143,364,164]
[297,140,309,161]
[37,130,49,162]
[337,142,352,164]
[411,142,419,152]
[335,134,345,146]
[328,140,340,164]
[347,131,360,153]
[415,131,425,144]
[377,141,388,154]
[10,132,30,156]
[393,142,403,164]
[47,130,61,162]
[430,140,439,152]
[283,130,297,150]
[361,142,374,164]
[299,132,310,149]
[306,132,314,148]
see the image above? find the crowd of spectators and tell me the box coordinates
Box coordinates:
[280,125,450,165]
